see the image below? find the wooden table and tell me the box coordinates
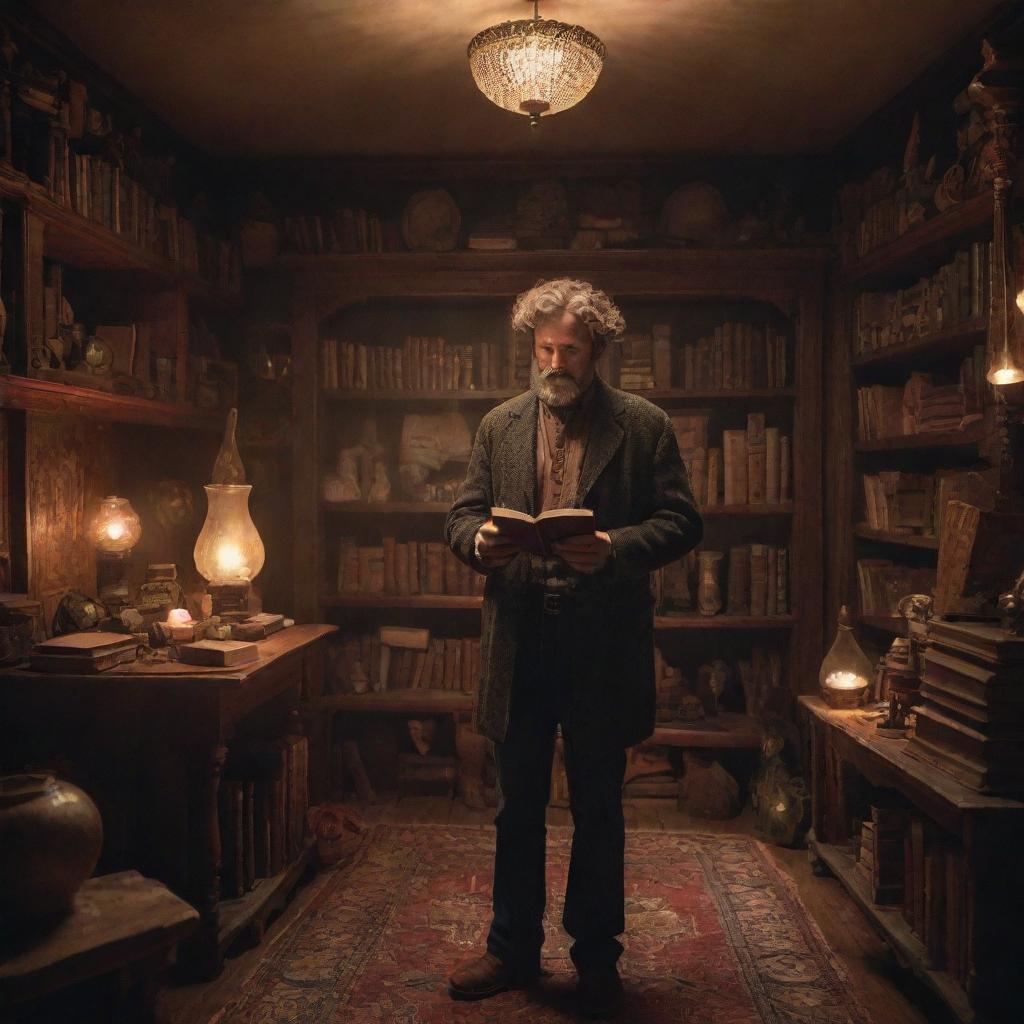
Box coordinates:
[0,624,336,978]
[649,712,762,749]
[799,696,1024,1024]
[0,871,197,1023]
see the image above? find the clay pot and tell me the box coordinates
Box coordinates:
[0,773,103,920]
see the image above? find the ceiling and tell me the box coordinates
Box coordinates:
[28,0,1006,159]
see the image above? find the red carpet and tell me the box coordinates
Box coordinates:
[216,824,871,1023]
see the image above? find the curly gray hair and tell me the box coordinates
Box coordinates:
[511,278,626,348]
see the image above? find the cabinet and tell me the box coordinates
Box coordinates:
[0,624,335,978]
[280,249,826,769]
[801,696,1023,1023]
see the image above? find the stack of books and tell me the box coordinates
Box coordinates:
[856,559,936,616]
[337,538,485,597]
[907,620,1024,793]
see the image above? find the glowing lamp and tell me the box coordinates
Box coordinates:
[193,484,265,617]
[89,496,142,612]
[819,606,873,709]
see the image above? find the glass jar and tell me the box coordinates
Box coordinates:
[820,605,873,708]
[193,484,265,585]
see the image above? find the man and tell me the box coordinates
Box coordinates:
[444,278,703,1017]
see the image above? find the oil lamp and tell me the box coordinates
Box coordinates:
[194,409,265,618]
[89,495,142,613]
[819,605,873,709]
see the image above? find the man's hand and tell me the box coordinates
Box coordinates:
[474,520,520,568]
[551,530,612,573]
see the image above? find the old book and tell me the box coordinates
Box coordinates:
[231,613,286,640]
[750,544,768,616]
[394,542,410,596]
[779,435,791,501]
[253,781,272,878]
[766,546,778,615]
[722,430,748,505]
[379,626,430,650]
[765,428,781,504]
[409,541,422,594]
[652,324,672,388]
[31,632,138,673]
[706,447,721,506]
[490,506,595,556]
[382,536,397,595]
[243,781,256,892]
[727,545,751,614]
[425,543,444,595]
[178,640,259,667]
[411,651,427,688]
[746,413,766,504]
[776,548,788,613]
[461,637,475,693]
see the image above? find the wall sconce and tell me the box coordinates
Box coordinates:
[819,605,873,709]
[968,41,1024,386]
[194,409,265,618]
[88,495,142,613]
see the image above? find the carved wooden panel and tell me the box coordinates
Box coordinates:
[26,413,114,631]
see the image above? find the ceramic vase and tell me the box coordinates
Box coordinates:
[697,550,724,616]
[0,773,103,920]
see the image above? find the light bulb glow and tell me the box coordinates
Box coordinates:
[824,670,868,690]
[193,484,265,585]
[1017,289,1024,316]
[89,495,142,555]
[988,364,1024,386]
[105,521,125,541]
[216,542,246,577]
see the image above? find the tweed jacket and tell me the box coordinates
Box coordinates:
[445,375,703,748]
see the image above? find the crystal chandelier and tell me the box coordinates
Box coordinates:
[468,1,605,129]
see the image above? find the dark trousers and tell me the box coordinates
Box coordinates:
[485,601,627,974]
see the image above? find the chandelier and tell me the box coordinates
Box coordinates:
[468,1,605,129]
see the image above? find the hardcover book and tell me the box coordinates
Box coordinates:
[490,506,595,556]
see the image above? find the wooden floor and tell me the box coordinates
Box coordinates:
[161,796,956,1024]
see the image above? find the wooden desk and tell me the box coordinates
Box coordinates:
[0,625,336,977]
[0,871,197,1023]
[799,696,1024,1024]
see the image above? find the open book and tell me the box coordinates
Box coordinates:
[490,506,595,556]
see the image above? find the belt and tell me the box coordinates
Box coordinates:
[543,592,565,615]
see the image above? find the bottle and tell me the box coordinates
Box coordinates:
[819,605,874,708]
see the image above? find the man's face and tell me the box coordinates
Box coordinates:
[533,311,598,407]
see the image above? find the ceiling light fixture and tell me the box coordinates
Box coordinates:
[468,0,605,129]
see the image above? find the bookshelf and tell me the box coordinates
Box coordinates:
[283,247,826,738]
[830,188,1001,639]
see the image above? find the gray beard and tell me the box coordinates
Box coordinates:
[530,362,584,408]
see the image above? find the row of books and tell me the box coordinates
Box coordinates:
[678,323,788,391]
[855,350,987,441]
[321,338,506,392]
[671,413,792,507]
[855,806,971,983]
[860,466,998,538]
[45,142,240,293]
[336,538,486,597]
[856,558,935,616]
[332,628,480,695]
[282,209,396,254]
[837,166,933,261]
[218,734,309,899]
[852,245,990,355]
[656,544,789,617]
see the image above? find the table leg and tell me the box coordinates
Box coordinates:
[183,743,227,978]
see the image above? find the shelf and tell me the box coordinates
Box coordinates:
[0,374,224,430]
[809,838,974,1024]
[312,689,474,714]
[217,838,315,956]
[853,525,940,550]
[323,388,519,402]
[854,426,987,453]
[0,164,241,311]
[322,387,795,403]
[321,500,795,517]
[851,322,987,370]
[267,247,833,277]
[648,712,762,748]
[655,614,796,630]
[859,614,905,634]
[322,594,482,609]
[841,191,993,286]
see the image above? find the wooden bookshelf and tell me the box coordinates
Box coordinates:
[290,247,825,718]
[649,712,762,748]
[853,525,940,550]
[840,191,993,287]
[0,165,241,311]
[854,426,987,453]
[313,689,475,714]
[0,374,224,430]
[850,321,986,369]
[655,614,796,630]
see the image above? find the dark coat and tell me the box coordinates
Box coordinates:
[445,375,703,748]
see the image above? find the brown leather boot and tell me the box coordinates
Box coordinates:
[447,951,533,1000]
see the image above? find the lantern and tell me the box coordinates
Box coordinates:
[819,606,873,709]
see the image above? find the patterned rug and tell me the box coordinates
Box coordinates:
[214,824,871,1024]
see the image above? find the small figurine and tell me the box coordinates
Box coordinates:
[367,461,391,503]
